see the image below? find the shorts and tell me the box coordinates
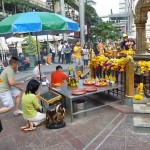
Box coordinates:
[0,87,20,108]
[75,58,82,65]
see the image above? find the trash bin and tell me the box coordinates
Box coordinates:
[73,100,86,119]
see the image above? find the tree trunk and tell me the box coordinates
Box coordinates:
[14,5,16,14]
[2,0,5,16]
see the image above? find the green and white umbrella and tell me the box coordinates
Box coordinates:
[0,12,79,35]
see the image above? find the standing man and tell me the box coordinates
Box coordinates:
[74,40,82,65]
[58,41,65,64]
[0,57,24,115]
[50,41,56,63]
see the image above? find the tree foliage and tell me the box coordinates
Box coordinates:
[65,0,98,24]
[3,0,37,13]
[85,4,99,24]
[91,22,121,42]
[22,35,41,55]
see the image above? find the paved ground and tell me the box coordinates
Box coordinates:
[1,63,150,150]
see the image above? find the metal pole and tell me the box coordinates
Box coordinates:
[59,0,67,41]
[79,0,85,46]
[47,34,50,54]
[29,33,35,69]
[59,0,65,16]
[35,34,43,95]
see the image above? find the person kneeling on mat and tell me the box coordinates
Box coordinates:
[21,79,46,132]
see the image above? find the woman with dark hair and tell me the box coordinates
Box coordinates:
[82,44,90,69]
[21,79,46,132]
[64,43,71,64]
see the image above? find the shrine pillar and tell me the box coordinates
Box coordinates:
[135,23,146,53]
[124,60,135,106]
[125,61,135,97]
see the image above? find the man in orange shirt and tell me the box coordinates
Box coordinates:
[51,65,67,84]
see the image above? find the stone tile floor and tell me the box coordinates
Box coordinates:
[1,73,150,149]
[1,104,150,150]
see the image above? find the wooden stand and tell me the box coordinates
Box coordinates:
[125,61,134,97]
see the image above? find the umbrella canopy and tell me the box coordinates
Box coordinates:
[0,12,79,35]
[6,37,25,45]
[34,35,62,42]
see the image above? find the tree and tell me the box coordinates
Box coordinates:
[91,22,121,42]
[22,35,41,55]
[65,0,99,24]
[1,0,5,15]
[85,0,96,5]
[3,0,36,14]
[85,4,99,24]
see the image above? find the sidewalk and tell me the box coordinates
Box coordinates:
[1,63,150,150]
[15,63,75,81]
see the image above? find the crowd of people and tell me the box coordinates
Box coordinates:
[39,34,135,69]
[0,33,135,75]
[0,33,136,132]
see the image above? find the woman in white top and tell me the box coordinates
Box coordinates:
[82,44,89,69]
[33,61,49,85]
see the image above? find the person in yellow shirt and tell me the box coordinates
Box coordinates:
[21,79,46,131]
[73,40,82,65]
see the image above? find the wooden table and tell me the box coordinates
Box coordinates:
[51,80,124,122]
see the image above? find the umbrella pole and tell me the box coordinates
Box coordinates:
[28,33,35,69]
[35,34,43,92]
[47,34,50,54]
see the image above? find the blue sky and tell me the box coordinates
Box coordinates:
[94,0,119,16]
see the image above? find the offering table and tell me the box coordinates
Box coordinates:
[51,80,124,123]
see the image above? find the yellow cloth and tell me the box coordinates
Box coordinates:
[74,46,82,58]
[22,93,40,118]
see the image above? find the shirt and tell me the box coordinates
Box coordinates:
[50,44,56,53]
[82,49,89,60]
[33,66,40,76]
[58,44,66,54]
[74,46,82,58]
[51,70,67,84]
[22,93,40,118]
[0,66,14,92]
[65,47,71,53]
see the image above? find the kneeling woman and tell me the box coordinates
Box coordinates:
[21,79,46,132]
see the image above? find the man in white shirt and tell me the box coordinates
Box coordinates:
[58,41,65,63]
[50,42,56,63]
